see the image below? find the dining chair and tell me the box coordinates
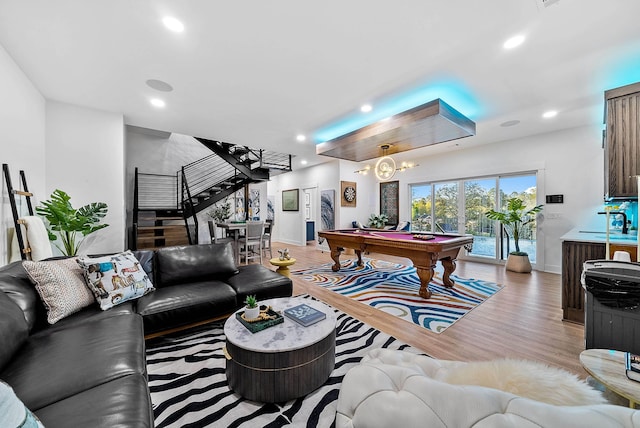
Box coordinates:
[238,221,264,265]
[262,219,273,259]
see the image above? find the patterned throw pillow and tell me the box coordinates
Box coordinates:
[77,251,155,310]
[0,381,45,428]
[23,258,96,324]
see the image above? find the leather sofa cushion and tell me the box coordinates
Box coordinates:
[132,249,154,284]
[225,264,293,303]
[154,243,237,287]
[0,291,28,371]
[136,281,237,334]
[29,301,136,337]
[0,262,42,331]
[0,314,146,410]
[34,374,153,428]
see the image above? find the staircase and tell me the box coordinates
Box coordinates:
[132,138,292,250]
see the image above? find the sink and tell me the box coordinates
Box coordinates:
[578,231,636,241]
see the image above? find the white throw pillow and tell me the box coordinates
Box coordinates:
[77,251,155,310]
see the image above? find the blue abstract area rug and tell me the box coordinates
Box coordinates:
[292,258,503,334]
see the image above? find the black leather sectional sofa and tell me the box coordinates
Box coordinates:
[0,242,293,427]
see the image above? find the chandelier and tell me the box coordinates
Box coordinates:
[354,144,418,181]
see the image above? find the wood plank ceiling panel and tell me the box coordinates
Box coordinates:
[316,99,476,162]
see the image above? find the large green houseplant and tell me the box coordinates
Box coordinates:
[36,189,109,256]
[485,197,543,272]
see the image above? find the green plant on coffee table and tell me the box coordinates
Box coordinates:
[36,189,109,256]
[368,213,389,229]
[244,295,258,309]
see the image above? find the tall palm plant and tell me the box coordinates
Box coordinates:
[485,197,543,255]
[36,189,109,256]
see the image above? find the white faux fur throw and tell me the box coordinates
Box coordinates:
[442,359,606,406]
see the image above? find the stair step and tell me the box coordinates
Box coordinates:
[137,225,185,231]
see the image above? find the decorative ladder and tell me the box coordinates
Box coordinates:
[2,164,35,260]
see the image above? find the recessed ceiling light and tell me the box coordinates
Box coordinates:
[296,134,306,142]
[503,34,525,49]
[542,110,558,118]
[500,120,521,127]
[360,104,372,113]
[150,98,166,108]
[146,79,174,92]
[162,16,184,33]
[300,160,308,165]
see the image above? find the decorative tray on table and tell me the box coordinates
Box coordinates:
[236,305,284,333]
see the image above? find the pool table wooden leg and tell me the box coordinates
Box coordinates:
[415,266,434,299]
[441,258,456,288]
[355,249,363,267]
[330,248,342,272]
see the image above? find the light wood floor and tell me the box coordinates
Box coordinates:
[261,242,587,377]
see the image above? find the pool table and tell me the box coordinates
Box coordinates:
[317,229,473,299]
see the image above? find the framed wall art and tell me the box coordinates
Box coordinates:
[282,189,299,211]
[341,181,357,207]
[380,180,399,225]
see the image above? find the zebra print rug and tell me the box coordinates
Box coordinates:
[293,258,503,333]
[146,296,420,428]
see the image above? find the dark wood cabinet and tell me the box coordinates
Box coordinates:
[562,240,605,324]
[604,82,640,199]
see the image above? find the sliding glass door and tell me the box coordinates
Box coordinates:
[410,173,538,263]
[464,178,496,258]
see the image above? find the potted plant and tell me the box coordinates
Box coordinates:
[208,199,232,224]
[485,197,543,273]
[368,213,389,229]
[244,295,260,320]
[36,189,109,256]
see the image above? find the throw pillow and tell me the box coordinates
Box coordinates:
[0,381,45,428]
[23,258,95,324]
[77,251,155,310]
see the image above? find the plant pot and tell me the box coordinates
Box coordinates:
[505,254,532,273]
[244,306,260,320]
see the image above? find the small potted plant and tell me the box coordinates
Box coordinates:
[244,295,260,320]
[368,213,389,229]
[485,197,543,273]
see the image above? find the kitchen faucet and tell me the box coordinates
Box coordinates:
[597,211,629,234]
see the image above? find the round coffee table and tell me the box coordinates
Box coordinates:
[580,349,640,408]
[269,257,296,277]
[223,296,336,402]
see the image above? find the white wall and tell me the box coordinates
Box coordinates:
[268,160,374,247]
[45,101,125,255]
[0,43,46,264]
[269,124,604,273]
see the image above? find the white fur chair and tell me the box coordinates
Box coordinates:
[336,348,640,428]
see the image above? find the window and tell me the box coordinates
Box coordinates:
[410,173,538,263]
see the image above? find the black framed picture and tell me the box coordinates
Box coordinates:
[380,180,399,225]
[282,189,299,211]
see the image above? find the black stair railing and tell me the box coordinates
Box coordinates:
[181,168,197,245]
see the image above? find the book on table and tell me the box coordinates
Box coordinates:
[625,352,640,382]
[284,303,326,326]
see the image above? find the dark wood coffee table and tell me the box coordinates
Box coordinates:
[223,297,336,402]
